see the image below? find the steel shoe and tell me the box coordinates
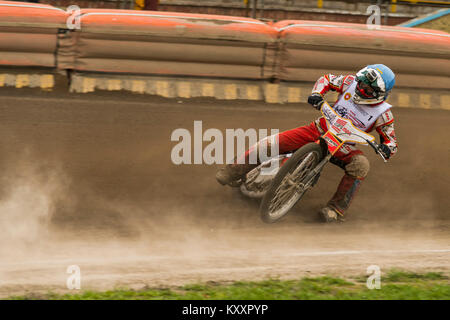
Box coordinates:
[319,206,345,223]
[215,165,244,187]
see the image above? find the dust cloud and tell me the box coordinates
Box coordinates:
[0,95,447,298]
[0,149,71,257]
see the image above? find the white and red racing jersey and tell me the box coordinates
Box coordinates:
[312,74,398,157]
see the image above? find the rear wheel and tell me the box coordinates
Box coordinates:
[259,143,323,223]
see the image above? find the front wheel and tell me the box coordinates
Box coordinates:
[259,143,323,223]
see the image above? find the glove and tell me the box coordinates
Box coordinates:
[307,93,324,110]
[378,144,392,159]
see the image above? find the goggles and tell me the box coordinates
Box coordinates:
[357,81,378,99]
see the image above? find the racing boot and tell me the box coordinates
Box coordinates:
[319,206,345,223]
[215,163,258,187]
[319,174,363,223]
[216,136,274,187]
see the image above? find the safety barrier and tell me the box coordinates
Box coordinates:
[0,1,449,105]
[274,20,450,89]
[57,9,278,79]
[0,1,68,67]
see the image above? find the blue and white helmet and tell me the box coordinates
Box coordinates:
[353,64,395,105]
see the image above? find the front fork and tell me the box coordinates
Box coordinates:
[301,133,339,189]
[304,153,332,188]
[294,129,347,191]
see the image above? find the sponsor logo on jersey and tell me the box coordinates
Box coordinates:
[347,111,366,129]
[323,107,337,124]
[334,105,348,118]
[334,104,365,129]
[353,103,369,117]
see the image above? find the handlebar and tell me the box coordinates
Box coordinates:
[320,101,387,163]
[366,139,388,163]
[335,133,387,163]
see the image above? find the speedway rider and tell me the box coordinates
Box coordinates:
[216,64,398,223]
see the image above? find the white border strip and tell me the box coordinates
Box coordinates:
[0,3,65,12]
[80,12,266,25]
[277,23,450,38]
[290,249,450,257]
[0,249,448,269]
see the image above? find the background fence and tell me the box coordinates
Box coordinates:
[1,1,449,91]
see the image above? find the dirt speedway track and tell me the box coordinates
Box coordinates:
[0,89,448,297]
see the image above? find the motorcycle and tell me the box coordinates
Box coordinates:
[239,101,388,223]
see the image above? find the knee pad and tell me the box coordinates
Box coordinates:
[345,155,370,179]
